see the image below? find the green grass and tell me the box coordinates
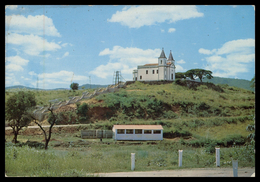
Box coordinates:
[5,81,255,176]
[5,137,255,177]
[5,88,96,106]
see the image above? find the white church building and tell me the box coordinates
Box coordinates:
[133,48,176,81]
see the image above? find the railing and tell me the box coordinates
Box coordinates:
[33,82,127,121]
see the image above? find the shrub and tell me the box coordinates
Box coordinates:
[163,110,178,119]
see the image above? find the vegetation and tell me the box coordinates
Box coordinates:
[70,82,79,92]
[250,75,255,89]
[185,69,213,82]
[30,106,61,150]
[5,134,255,176]
[5,78,255,176]
[202,76,254,92]
[5,91,36,143]
[76,103,89,122]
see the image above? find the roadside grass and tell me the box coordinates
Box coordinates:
[5,137,255,177]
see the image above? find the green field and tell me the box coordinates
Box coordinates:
[5,81,255,176]
[5,135,255,177]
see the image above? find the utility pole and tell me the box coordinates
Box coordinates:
[89,76,91,89]
[36,76,39,91]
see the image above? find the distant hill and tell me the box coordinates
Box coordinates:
[197,76,254,91]
[5,85,69,91]
[5,84,109,91]
[5,77,253,91]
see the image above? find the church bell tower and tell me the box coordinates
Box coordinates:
[158,48,167,80]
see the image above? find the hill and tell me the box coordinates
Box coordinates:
[5,81,255,146]
[5,84,108,91]
[198,76,254,91]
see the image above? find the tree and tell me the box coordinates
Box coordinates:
[70,82,79,92]
[185,69,213,82]
[30,104,61,150]
[250,75,255,89]
[76,103,89,122]
[175,72,186,79]
[5,91,36,143]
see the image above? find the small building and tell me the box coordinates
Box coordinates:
[112,125,163,141]
[132,48,176,81]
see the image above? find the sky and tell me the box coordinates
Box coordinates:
[5,5,255,89]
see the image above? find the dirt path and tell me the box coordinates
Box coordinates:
[96,167,255,177]
[5,124,90,130]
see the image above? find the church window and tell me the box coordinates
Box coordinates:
[146,70,148,74]
[152,70,155,74]
[157,70,158,74]
[161,60,162,64]
[140,75,142,80]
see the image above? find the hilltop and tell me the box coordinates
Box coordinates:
[5,81,255,146]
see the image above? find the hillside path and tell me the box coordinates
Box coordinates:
[5,124,90,130]
[96,167,255,177]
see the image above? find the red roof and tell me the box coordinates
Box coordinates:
[144,63,158,66]
[143,63,171,66]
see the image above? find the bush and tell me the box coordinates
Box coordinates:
[163,127,192,138]
[163,110,178,119]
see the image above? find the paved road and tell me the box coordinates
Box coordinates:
[96,167,255,177]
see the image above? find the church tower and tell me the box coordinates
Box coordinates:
[168,50,175,80]
[158,48,167,80]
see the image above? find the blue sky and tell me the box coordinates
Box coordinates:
[5,5,255,89]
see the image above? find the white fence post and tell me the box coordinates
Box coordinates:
[216,148,220,167]
[178,150,183,167]
[131,153,135,171]
[232,160,238,177]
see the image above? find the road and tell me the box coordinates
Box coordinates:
[96,167,255,177]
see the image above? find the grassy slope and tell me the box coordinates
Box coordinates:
[201,76,254,91]
[95,81,255,141]
[5,81,255,142]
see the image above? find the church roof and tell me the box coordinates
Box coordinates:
[144,63,158,66]
[159,48,167,58]
[168,50,174,61]
[143,63,171,66]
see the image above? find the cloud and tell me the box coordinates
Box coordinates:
[176,59,186,64]
[168,28,176,33]
[198,48,216,55]
[161,29,165,33]
[37,70,88,86]
[108,5,203,28]
[6,5,18,10]
[60,43,73,47]
[6,33,61,56]
[199,38,255,78]
[90,46,162,79]
[28,71,37,76]
[5,15,61,37]
[5,55,29,72]
[175,64,186,72]
[57,52,69,60]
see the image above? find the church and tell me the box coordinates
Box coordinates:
[132,48,176,81]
